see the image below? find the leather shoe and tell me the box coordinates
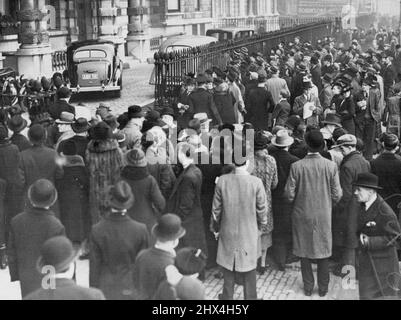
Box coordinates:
[319,290,328,297]
[304,289,313,296]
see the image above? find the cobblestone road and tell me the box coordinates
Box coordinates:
[0,259,359,300]
[69,63,155,115]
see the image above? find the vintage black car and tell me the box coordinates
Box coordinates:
[66,40,123,96]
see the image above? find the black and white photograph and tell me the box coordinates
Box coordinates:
[1,0,401,304]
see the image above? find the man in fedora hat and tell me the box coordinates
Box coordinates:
[345,173,401,300]
[284,130,342,297]
[266,65,291,106]
[89,181,149,300]
[132,213,185,300]
[57,117,90,159]
[293,80,322,129]
[269,130,299,270]
[188,74,222,126]
[7,179,66,297]
[24,236,105,300]
[331,134,370,277]
[8,115,31,152]
[320,113,343,147]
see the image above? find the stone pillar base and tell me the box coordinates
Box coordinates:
[16,45,53,78]
[126,34,151,63]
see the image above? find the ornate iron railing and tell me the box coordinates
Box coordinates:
[51,50,67,72]
[153,18,341,108]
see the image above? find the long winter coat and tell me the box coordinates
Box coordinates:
[333,151,370,247]
[346,196,401,300]
[247,86,275,130]
[86,139,124,225]
[56,154,90,243]
[121,166,166,237]
[336,95,356,135]
[213,90,237,124]
[188,88,222,125]
[251,150,278,251]
[271,149,299,244]
[284,153,343,259]
[89,213,149,300]
[211,169,268,272]
[0,142,24,229]
[7,208,65,297]
[167,164,207,254]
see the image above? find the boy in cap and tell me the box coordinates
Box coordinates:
[132,213,185,300]
[24,236,105,300]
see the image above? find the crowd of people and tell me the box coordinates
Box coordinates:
[1,26,401,301]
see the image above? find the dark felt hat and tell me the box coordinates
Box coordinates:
[254,131,269,151]
[107,180,135,210]
[128,105,145,119]
[36,236,78,274]
[353,172,382,190]
[92,122,112,140]
[305,130,325,152]
[57,86,71,99]
[71,117,90,133]
[152,213,186,242]
[28,179,58,209]
[8,115,28,133]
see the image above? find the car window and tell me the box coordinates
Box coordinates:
[74,50,107,60]
[166,45,191,53]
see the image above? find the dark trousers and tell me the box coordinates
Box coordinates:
[362,117,377,161]
[222,267,257,300]
[300,258,330,292]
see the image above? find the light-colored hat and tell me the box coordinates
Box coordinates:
[332,134,357,148]
[56,112,75,124]
[271,130,295,147]
[193,113,212,124]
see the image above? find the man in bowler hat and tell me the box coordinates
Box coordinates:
[24,236,105,300]
[7,179,65,297]
[132,213,185,300]
[346,173,401,300]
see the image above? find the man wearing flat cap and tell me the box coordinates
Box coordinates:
[345,173,401,300]
[331,134,370,277]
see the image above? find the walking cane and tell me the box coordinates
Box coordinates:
[366,250,386,298]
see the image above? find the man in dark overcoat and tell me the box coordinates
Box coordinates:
[90,181,149,300]
[270,130,299,270]
[332,134,370,276]
[346,173,401,300]
[7,179,65,298]
[24,236,105,300]
[246,75,275,130]
[371,134,401,217]
[188,74,222,126]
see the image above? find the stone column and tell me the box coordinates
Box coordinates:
[126,0,151,62]
[16,0,53,78]
[66,0,78,43]
[98,0,126,58]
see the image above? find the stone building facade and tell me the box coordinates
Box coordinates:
[0,0,279,77]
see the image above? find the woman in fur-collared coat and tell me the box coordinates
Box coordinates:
[86,122,124,225]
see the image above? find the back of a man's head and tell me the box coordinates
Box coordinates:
[28,124,46,145]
